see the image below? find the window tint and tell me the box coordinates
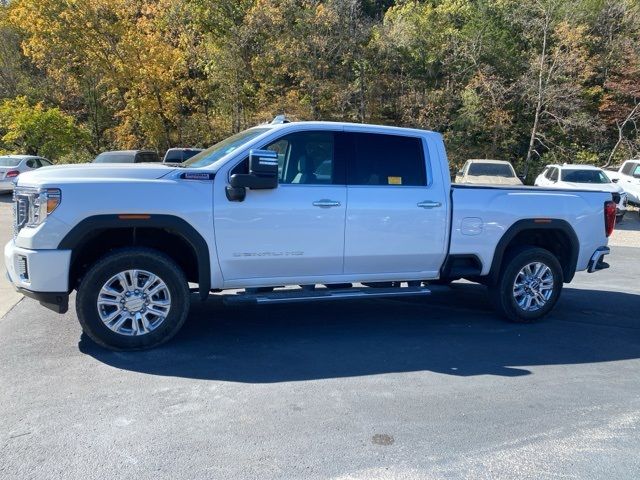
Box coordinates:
[26,159,37,168]
[467,163,514,178]
[346,133,426,186]
[0,157,20,167]
[137,152,159,163]
[94,152,135,163]
[265,131,335,185]
[164,149,202,163]
[621,162,634,175]
[164,150,183,162]
[561,169,610,184]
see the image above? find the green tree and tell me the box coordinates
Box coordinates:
[0,96,88,160]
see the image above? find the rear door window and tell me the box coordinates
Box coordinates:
[345,132,426,186]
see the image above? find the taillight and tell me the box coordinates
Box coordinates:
[5,170,19,178]
[604,200,616,237]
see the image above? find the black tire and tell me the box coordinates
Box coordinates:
[76,247,191,350]
[489,246,563,323]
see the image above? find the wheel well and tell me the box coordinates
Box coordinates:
[69,227,199,291]
[489,224,578,285]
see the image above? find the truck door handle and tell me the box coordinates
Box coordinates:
[417,201,442,209]
[313,199,341,208]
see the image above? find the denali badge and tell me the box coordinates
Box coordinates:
[181,172,214,180]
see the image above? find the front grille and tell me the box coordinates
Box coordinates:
[612,193,621,204]
[13,192,29,238]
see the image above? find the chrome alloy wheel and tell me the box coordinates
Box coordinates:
[97,269,171,336]
[512,262,554,312]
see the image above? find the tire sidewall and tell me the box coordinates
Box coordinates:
[76,249,190,350]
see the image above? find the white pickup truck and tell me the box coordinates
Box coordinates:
[5,121,616,350]
[607,159,640,207]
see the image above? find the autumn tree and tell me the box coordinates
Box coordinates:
[0,96,88,159]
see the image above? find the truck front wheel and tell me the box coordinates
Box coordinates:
[490,247,563,323]
[76,248,191,350]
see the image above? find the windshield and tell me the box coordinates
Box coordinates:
[0,157,21,167]
[467,163,515,178]
[183,128,272,168]
[561,169,610,184]
[94,152,135,163]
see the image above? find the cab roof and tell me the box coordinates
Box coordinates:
[259,120,440,138]
[547,164,602,171]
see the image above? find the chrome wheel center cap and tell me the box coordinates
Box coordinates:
[124,295,145,312]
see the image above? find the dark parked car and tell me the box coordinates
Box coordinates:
[162,148,204,163]
[93,150,160,164]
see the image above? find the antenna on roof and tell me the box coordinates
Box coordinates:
[271,115,290,125]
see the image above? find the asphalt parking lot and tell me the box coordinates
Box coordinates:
[1,196,640,479]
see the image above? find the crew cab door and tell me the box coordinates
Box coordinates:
[213,130,346,283]
[341,131,448,276]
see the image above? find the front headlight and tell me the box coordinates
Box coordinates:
[14,186,61,231]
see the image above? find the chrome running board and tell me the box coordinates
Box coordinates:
[223,286,431,305]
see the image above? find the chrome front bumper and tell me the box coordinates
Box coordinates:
[587,246,610,273]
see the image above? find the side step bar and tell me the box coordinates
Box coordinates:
[223,286,431,305]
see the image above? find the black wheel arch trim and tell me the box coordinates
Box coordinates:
[487,219,580,285]
[58,214,211,300]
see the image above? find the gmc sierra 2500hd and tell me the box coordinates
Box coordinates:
[5,120,615,350]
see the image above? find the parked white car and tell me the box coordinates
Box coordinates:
[454,159,523,185]
[5,121,615,350]
[0,155,52,193]
[606,159,640,207]
[535,164,627,221]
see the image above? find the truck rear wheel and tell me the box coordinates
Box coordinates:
[76,248,191,350]
[490,247,563,323]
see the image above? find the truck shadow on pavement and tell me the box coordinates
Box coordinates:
[80,283,640,381]
[0,193,13,204]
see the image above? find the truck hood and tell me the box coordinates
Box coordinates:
[15,163,176,186]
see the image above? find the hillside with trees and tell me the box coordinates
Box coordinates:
[0,0,638,178]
